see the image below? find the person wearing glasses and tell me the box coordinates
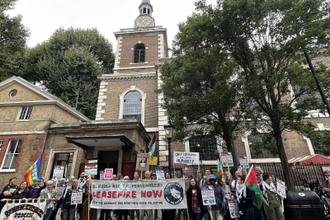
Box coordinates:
[322,170,330,197]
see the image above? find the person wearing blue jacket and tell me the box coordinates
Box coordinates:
[236,176,254,220]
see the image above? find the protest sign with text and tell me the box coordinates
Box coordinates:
[104,169,113,180]
[56,184,65,198]
[201,186,216,205]
[221,152,234,167]
[156,170,165,180]
[71,190,83,205]
[85,159,98,175]
[239,156,249,169]
[0,200,47,220]
[276,178,286,199]
[52,166,64,180]
[173,152,199,165]
[90,180,187,209]
[228,201,240,218]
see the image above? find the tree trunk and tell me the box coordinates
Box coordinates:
[273,126,294,190]
[223,135,240,169]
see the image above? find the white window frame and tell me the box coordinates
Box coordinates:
[17,106,33,121]
[119,86,146,125]
[0,139,24,172]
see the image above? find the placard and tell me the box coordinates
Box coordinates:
[135,153,150,171]
[85,159,98,175]
[221,152,234,167]
[173,152,200,165]
[276,178,286,198]
[90,179,187,210]
[239,156,249,169]
[71,190,83,205]
[228,201,240,218]
[100,170,105,180]
[53,166,65,180]
[149,157,158,165]
[201,185,216,205]
[104,169,113,180]
[156,170,165,180]
[56,184,65,198]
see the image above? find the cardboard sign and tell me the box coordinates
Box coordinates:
[239,156,249,169]
[104,169,113,180]
[173,152,200,165]
[221,152,234,167]
[53,166,65,180]
[228,201,240,218]
[85,159,98,175]
[156,170,165,180]
[90,180,187,210]
[276,178,286,199]
[71,190,83,205]
[149,157,158,165]
[201,185,216,205]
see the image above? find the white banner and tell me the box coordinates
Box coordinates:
[90,180,187,209]
[173,152,200,165]
[0,200,47,220]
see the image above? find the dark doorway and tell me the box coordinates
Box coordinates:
[98,151,119,178]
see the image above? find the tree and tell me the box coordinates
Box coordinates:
[219,0,330,189]
[0,0,29,81]
[159,3,251,167]
[24,27,115,119]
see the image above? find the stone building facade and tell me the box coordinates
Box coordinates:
[0,76,89,189]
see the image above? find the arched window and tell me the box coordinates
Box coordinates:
[133,44,145,63]
[143,8,146,13]
[123,91,142,121]
[148,9,150,14]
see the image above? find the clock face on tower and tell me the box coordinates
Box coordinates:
[135,16,152,27]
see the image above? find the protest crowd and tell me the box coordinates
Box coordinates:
[0,164,300,220]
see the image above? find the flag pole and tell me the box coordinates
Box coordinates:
[88,175,91,220]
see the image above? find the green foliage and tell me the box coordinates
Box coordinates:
[24,27,115,119]
[0,0,29,81]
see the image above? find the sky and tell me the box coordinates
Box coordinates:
[7,0,217,52]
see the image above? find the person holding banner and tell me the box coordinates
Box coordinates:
[236,176,254,220]
[139,171,152,220]
[0,177,18,212]
[81,179,97,220]
[187,178,205,220]
[162,171,176,220]
[260,173,284,220]
[40,180,57,220]
[12,181,32,200]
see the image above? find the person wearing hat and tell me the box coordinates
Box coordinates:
[208,174,225,220]
[40,180,57,220]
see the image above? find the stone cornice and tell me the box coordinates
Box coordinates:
[99,73,157,81]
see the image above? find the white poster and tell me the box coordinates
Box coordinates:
[173,152,200,165]
[228,201,240,218]
[52,166,64,180]
[85,159,98,175]
[239,156,249,169]
[201,185,216,205]
[221,152,234,167]
[156,170,165,180]
[0,200,47,220]
[90,180,187,210]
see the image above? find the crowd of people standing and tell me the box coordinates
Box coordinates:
[0,166,286,220]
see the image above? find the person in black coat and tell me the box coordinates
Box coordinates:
[187,178,205,220]
[0,177,18,212]
[12,181,32,200]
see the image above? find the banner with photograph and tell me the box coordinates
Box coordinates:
[0,200,47,220]
[90,180,187,210]
[173,152,200,165]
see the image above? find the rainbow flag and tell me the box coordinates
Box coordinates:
[24,155,42,186]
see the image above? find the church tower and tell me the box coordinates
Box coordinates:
[96,0,170,167]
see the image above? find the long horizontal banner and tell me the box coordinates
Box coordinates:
[0,200,46,220]
[90,179,187,210]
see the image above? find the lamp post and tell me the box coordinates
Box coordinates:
[164,119,175,178]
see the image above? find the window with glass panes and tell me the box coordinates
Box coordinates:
[133,44,145,63]
[1,139,23,170]
[248,134,278,159]
[18,106,33,120]
[189,137,218,160]
[50,153,74,179]
[123,91,142,121]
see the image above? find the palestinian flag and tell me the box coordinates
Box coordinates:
[217,159,223,178]
[148,133,156,159]
[245,165,263,210]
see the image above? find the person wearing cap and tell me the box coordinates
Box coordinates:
[40,180,57,220]
[208,174,225,220]
[29,177,46,198]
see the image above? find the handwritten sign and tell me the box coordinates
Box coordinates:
[228,201,240,218]
[85,159,98,175]
[173,152,200,165]
[156,170,165,180]
[239,156,249,169]
[71,190,83,205]
[201,185,216,205]
[221,152,234,167]
[104,169,113,180]
[276,178,286,198]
